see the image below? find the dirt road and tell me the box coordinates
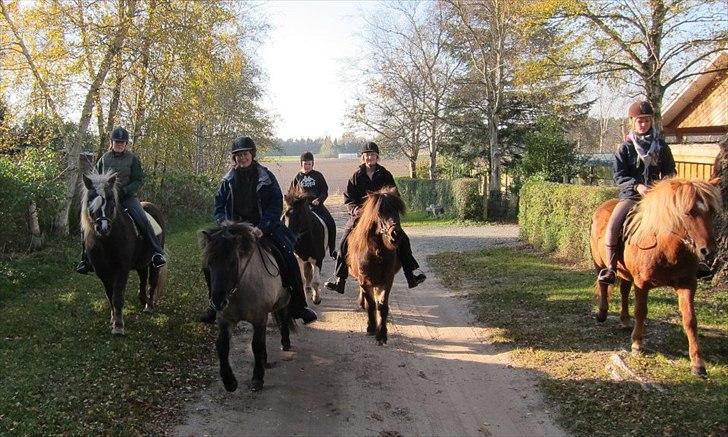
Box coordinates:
[172,200,565,436]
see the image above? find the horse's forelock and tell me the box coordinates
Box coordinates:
[201,222,256,266]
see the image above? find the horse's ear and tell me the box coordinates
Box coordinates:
[82,174,93,190]
[199,229,211,246]
[709,177,721,187]
[108,174,117,187]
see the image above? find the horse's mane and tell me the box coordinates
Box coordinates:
[200,221,256,265]
[80,169,120,237]
[625,178,721,244]
[284,184,308,209]
[348,186,406,256]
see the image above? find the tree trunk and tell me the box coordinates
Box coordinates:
[428,118,438,180]
[54,0,136,235]
[710,136,728,285]
[409,158,417,178]
[27,201,43,250]
[131,0,156,147]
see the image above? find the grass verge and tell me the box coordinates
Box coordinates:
[0,214,216,434]
[401,210,482,226]
[428,245,728,436]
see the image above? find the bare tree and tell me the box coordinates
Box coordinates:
[557,0,728,126]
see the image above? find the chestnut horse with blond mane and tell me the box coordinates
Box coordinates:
[347,186,406,345]
[590,177,721,375]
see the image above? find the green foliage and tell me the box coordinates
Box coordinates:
[519,178,616,259]
[396,176,483,220]
[0,147,65,251]
[429,247,728,436]
[519,116,583,182]
[140,170,218,219]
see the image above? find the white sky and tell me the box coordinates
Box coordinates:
[257,1,377,140]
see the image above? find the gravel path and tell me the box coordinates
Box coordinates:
[172,198,565,437]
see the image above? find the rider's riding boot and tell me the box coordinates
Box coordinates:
[75,250,93,274]
[404,269,426,288]
[290,305,318,325]
[597,246,618,285]
[151,252,167,268]
[324,277,346,294]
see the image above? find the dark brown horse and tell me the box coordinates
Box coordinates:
[282,186,328,305]
[81,170,166,335]
[200,222,294,392]
[590,178,721,375]
[347,186,406,345]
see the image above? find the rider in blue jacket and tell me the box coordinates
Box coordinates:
[199,136,317,324]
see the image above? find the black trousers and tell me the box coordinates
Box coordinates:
[311,204,336,254]
[333,218,419,280]
[122,197,164,254]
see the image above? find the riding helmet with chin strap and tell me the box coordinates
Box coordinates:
[111,127,130,142]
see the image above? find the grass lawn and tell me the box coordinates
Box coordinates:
[429,246,728,436]
[400,210,486,226]
[0,214,216,434]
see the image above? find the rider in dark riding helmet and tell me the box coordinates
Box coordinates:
[75,127,166,274]
[324,141,426,294]
[289,151,337,258]
[198,136,318,325]
[597,100,676,284]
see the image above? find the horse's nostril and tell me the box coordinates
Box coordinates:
[700,247,710,257]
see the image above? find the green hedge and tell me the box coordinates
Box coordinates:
[518,179,617,259]
[395,177,483,220]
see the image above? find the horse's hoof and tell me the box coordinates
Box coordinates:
[249,379,264,392]
[111,325,125,335]
[142,305,154,314]
[222,376,238,392]
[281,343,292,351]
[313,297,322,305]
[631,347,642,356]
[595,310,607,323]
[691,366,707,377]
[366,327,376,335]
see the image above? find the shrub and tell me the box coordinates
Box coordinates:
[0,147,65,252]
[519,178,616,260]
[140,170,218,219]
[396,177,483,220]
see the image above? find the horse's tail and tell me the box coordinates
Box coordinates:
[274,308,298,333]
[593,279,614,323]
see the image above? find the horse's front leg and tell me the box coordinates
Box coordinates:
[276,307,292,351]
[619,280,633,329]
[110,271,130,335]
[137,266,149,311]
[631,287,649,355]
[375,287,391,345]
[216,319,237,392]
[250,322,267,391]
[361,286,376,335]
[311,261,322,305]
[595,280,610,322]
[146,264,162,314]
[676,285,706,376]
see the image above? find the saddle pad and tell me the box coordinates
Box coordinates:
[146,212,163,236]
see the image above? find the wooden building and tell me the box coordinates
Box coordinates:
[662,51,728,180]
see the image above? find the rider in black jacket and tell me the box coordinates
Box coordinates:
[324,141,426,294]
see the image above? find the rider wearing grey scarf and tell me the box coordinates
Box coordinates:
[598,101,676,285]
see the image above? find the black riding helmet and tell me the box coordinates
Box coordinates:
[361,141,380,155]
[231,136,256,156]
[111,127,130,142]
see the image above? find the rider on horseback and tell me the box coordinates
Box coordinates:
[198,136,317,325]
[76,127,166,274]
[324,141,426,294]
[289,151,337,258]
[597,101,676,284]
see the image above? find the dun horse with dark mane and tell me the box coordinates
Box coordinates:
[81,170,166,335]
[347,187,406,345]
[283,186,328,305]
[590,178,721,375]
[200,222,294,392]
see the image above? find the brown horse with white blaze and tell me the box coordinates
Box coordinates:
[347,186,406,345]
[590,178,721,375]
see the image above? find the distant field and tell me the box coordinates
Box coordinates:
[259,157,411,197]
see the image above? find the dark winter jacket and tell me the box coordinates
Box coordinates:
[613,138,676,200]
[96,150,144,200]
[343,164,397,219]
[290,170,329,204]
